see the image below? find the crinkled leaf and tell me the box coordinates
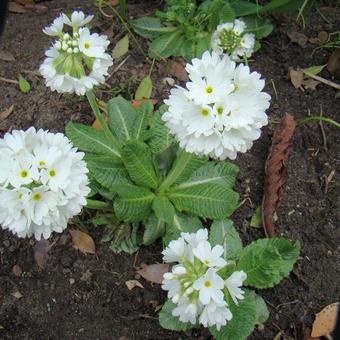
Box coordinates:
[143,213,165,245]
[209,220,243,261]
[149,31,184,60]
[210,290,257,340]
[119,223,142,254]
[65,122,121,160]
[229,0,262,16]
[169,183,239,219]
[237,238,301,288]
[254,293,270,325]
[132,101,153,141]
[135,75,153,100]
[155,144,178,177]
[152,195,176,224]
[108,96,138,142]
[243,16,273,39]
[121,140,159,189]
[159,300,193,331]
[130,17,177,39]
[113,184,155,222]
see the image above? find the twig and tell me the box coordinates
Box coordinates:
[0,76,19,85]
[324,169,336,194]
[319,104,328,151]
[139,314,158,320]
[106,55,130,82]
[303,70,340,90]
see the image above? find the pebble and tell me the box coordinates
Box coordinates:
[69,278,75,285]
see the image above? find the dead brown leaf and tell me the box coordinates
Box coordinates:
[12,291,24,299]
[16,0,35,5]
[92,114,108,130]
[302,79,320,91]
[0,50,15,62]
[288,67,304,89]
[164,59,188,82]
[136,264,170,284]
[131,99,158,110]
[0,105,14,121]
[287,31,308,48]
[125,279,144,290]
[8,2,27,13]
[69,230,96,254]
[262,113,297,237]
[327,50,340,77]
[12,264,22,277]
[311,302,339,337]
[318,31,328,45]
[108,0,119,5]
[33,239,51,269]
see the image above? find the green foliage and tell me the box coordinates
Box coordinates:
[112,35,129,58]
[66,98,239,253]
[135,76,153,100]
[254,294,270,325]
[237,238,301,288]
[18,75,31,93]
[130,0,303,60]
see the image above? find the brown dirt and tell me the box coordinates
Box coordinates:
[0,1,339,339]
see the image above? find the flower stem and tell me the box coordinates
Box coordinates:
[86,198,113,211]
[85,90,121,157]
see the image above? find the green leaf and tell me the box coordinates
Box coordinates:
[237,238,301,288]
[209,220,243,261]
[243,16,273,39]
[148,106,175,155]
[221,2,236,22]
[18,75,31,93]
[84,154,130,191]
[159,300,193,331]
[176,162,239,190]
[169,183,239,219]
[121,140,159,189]
[229,0,262,16]
[119,223,142,254]
[250,206,262,228]
[65,122,121,160]
[159,150,207,191]
[303,64,326,76]
[179,40,196,61]
[132,101,153,141]
[163,213,203,245]
[135,75,153,100]
[112,35,129,58]
[108,96,138,142]
[143,213,165,245]
[152,195,176,224]
[259,0,305,13]
[149,30,184,59]
[130,17,178,39]
[195,34,212,58]
[113,184,155,222]
[254,293,270,325]
[155,144,178,177]
[210,290,257,340]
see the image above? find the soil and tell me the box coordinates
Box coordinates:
[0,1,339,339]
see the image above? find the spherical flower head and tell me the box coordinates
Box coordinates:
[40,12,113,96]
[224,270,247,305]
[162,51,270,160]
[0,128,90,240]
[211,19,255,61]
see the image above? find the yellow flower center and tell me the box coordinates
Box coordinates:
[18,193,23,199]
[204,280,212,288]
[205,86,213,94]
[201,108,209,116]
[32,193,42,202]
[49,169,56,177]
[39,160,46,166]
[204,259,210,265]
[20,170,28,178]
[217,106,224,115]
[84,42,90,49]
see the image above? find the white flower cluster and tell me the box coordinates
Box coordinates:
[162,229,247,330]
[162,51,270,160]
[0,128,90,240]
[211,19,255,61]
[40,11,113,95]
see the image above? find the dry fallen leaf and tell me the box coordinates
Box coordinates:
[12,264,22,277]
[318,31,328,45]
[92,114,108,130]
[33,239,51,269]
[131,99,158,110]
[287,31,308,48]
[16,0,35,5]
[311,302,339,337]
[12,291,24,299]
[327,50,340,77]
[69,230,96,254]
[302,79,320,91]
[288,67,304,89]
[0,50,15,62]
[8,2,27,13]
[0,105,14,121]
[136,264,170,284]
[125,279,144,290]
[164,59,188,82]
[262,113,297,237]
[108,0,119,5]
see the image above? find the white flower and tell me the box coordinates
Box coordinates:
[43,15,64,37]
[181,228,208,248]
[199,301,232,330]
[0,128,90,240]
[193,241,227,268]
[162,51,270,160]
[162,237,187,263]
[162,274,181,300]
[172,297,202,325]
[211,19,255,61]
[225,270,247,305]
[40,12,112,95]
[62,11,94,29]
[193,268,225,305]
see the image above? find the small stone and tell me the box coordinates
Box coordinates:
[12,265,23,277]
[162,77,175,86]
[69,278,75,285]
[80,270,92,282]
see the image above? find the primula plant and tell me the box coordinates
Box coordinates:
[130,0,307,61]
[159,223,300,339]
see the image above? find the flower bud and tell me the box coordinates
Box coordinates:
[172,294,180,304]
[173,266,186,276]
[72,40,78,47]
[73,47,79,54]
[67,40,73,47]
[54,41,62,50]
[185,287,194,295]
[73,32,79,38]
[163,272,174,280]
[63,33,70,40]
[62,42,68,51]
[67,48,73,54]
[183,282,191,288]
